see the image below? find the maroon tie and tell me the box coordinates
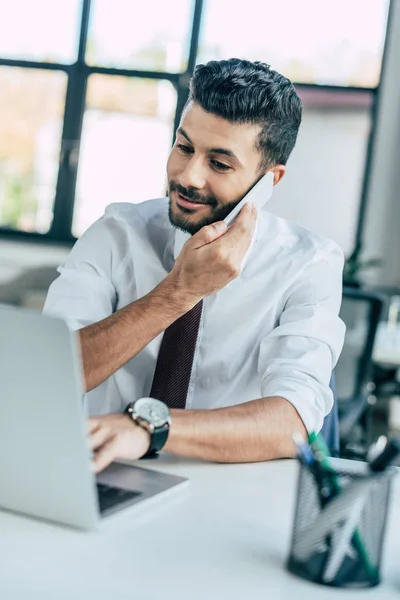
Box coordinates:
[150,300,203,409]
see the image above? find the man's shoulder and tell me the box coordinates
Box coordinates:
[76,199,171,257]
[103,198,169,227]
[263,211,344,262]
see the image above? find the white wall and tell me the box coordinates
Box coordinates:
[362,0,400,287]
[268,103,371,256]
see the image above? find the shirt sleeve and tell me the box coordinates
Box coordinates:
[259,240,346,433]
[43,213,131,331]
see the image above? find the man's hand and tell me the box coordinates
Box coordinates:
[167,202,257,306]
[89,414,150,474]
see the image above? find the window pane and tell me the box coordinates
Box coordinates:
[198,0,389,87]
[0,68,66,233]
[0,0,81,63]
[86,0,192,71]
[73,76,177,237]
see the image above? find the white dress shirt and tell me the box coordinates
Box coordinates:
[43,198,345,433]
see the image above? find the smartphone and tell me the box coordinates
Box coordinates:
[223,171,274,227]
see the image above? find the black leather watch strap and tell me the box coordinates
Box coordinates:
[141,426,169,459]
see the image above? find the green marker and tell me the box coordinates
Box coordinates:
[308,431,377,580]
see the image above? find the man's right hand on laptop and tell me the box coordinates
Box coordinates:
[89,414,151,474]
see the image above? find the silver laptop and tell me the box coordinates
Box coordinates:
[0,305,187,530]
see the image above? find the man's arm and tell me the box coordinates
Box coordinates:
[164,396,305,462]
[78,204,257,392]
[89,395,306,473]
[80,280,190,392]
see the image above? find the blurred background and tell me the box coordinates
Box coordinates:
[1,0,400,457]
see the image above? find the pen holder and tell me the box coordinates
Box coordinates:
[286,462,395,588]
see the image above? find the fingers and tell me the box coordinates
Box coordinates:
[90,426,112,452]
[88,414,150,474]
[88,418,100,434]
[228,202,257,240]
[190,203,256,252]
[92,437,118,474]
[88,418,115,473]
[190,220,228,249]
[216,202,257,254]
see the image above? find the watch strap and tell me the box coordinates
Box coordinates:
[141,426,169,459]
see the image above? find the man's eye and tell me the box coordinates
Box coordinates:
[211,160,231,172]
[177,144,192,154]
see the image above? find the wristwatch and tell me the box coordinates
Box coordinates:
[125,397,171,459]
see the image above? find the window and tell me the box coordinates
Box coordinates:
[0,0,392,244]
[0,67,66,232]
[0,0,81,64]
[73,76,176,236]
[86,0,193,72]
[198,0,389,88]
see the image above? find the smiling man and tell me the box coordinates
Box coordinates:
[44,59,345,472]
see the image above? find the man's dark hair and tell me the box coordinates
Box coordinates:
[187,58,302,170]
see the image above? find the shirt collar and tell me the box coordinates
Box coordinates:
[173,229,192,260]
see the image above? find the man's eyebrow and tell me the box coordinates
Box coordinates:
[177,127,241,164]
[177,127,193,144]
[209,147,238,161]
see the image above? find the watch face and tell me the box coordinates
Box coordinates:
[134,398,170,428]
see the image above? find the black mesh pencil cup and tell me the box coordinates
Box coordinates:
[286,462,395,588]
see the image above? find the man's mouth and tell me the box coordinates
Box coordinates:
[176,193,211,211]
[178,193,209,205]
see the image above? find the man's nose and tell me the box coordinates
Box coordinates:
[179,156,207,190]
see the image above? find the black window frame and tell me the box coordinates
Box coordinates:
[0,0,392,252]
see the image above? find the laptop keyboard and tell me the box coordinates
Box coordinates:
[96,482,142,513]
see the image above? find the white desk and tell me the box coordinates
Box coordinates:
[1,455,400,600]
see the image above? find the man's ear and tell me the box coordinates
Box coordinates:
[271,165,286,185]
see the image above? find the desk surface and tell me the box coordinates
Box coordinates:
[1,455,400,600]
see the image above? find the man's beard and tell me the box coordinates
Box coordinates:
[168,180,240,235]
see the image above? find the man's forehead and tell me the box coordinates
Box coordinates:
[180,102,261,157]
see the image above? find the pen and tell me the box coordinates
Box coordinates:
[292,432,314,466]
[292,432,332,501]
